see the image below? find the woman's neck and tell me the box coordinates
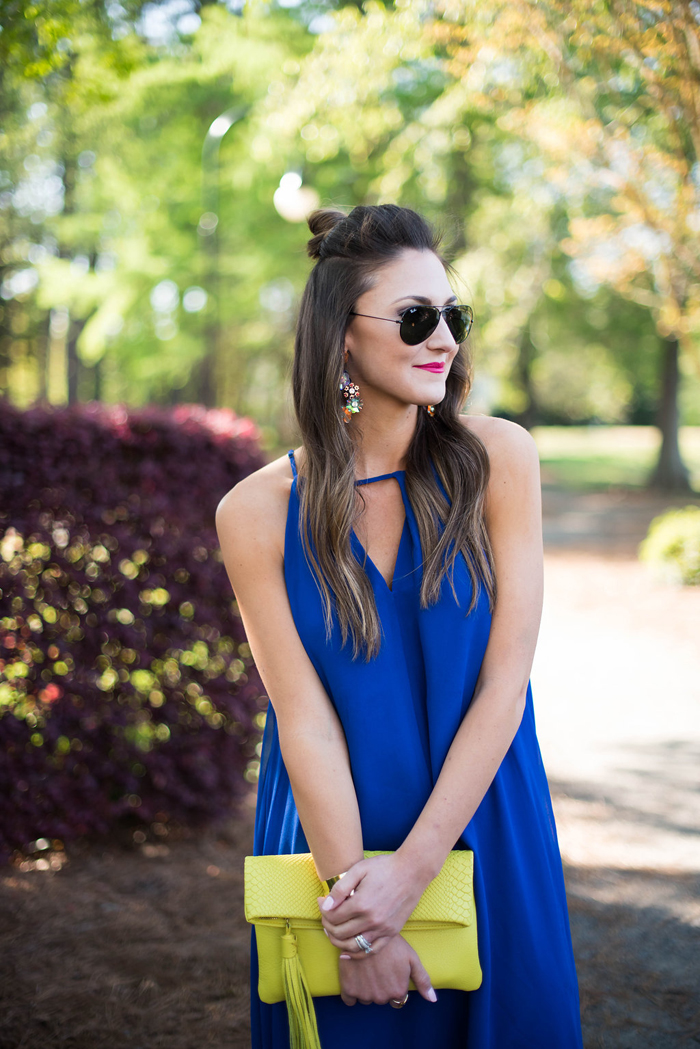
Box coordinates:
[350,402,419,478]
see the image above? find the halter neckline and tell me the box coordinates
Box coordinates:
[288,450,405,488]
[355,469,405,486]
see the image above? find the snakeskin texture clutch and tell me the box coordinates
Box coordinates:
[245,849,482,1008]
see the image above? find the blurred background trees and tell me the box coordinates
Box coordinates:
[1,0,699,487]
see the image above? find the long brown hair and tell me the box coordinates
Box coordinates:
[292,204,494,660]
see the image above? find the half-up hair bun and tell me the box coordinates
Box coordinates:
[306,207,348,260]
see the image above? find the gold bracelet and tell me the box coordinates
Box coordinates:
[322,871,348,895]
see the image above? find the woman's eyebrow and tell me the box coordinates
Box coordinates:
[390,294,458,305]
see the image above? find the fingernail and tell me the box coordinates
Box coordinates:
[427,988,437,1002]
[321,896,335,911]
[322,928,329,937]
[339,954,351,960]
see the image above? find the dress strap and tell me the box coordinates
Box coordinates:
[355,470,404,486]
[288,453,401,485]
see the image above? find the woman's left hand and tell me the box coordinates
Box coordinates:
[316,852,429,956]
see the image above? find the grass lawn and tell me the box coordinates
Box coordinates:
[532,425,700,491]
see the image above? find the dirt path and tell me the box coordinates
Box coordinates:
[0,814,256,1049]
[537,487,700,1047]
[537,552,700,1048]
[1,490,699,1049]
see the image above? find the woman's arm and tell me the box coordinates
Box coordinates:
[215,463,364,881]
[218,461,441,1007]
[320,419,544,952]
[397,417,543,875]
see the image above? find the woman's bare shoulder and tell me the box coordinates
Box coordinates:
[458,413,538,470]
[215,448,299,555]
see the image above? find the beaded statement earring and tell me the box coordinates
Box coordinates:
[340,371,363,423]
[424,405,435,417]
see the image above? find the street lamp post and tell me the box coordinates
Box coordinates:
[198,106,247,407]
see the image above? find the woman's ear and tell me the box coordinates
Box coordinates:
[343,318,356,359]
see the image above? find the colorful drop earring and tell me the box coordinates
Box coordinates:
[340,371,363,422]
[424,404,435,417]
[340,355,363,422]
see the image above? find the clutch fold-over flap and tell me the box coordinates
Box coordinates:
[244,850,474,927]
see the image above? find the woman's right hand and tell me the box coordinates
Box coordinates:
[337,933,437,1007]
[317,851,434,957]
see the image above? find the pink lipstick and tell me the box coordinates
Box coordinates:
[413,362,445,373]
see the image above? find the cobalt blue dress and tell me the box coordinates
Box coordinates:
[251,449,583,1048]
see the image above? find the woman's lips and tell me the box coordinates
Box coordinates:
[413,362,445,373]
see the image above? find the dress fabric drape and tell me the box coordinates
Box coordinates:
[250,449,583,1048]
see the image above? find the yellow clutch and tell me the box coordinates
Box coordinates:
[244,849,481,1048]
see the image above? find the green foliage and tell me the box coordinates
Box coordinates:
[0,2,317,435]
[0,0,148,82]
[2,0,700,454]
[639,505,700,585]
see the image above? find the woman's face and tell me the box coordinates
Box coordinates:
[344,248,461,412]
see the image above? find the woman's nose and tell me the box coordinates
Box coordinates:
[426,313,458,350]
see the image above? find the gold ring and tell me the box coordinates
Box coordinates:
[389,992,409,1009]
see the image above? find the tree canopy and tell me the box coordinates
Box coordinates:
[1,0,699,484]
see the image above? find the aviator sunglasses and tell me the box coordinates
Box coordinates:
[349,303,474,346]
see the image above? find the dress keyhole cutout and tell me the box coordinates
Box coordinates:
[354,477,406,592]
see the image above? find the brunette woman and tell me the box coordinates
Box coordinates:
[216,204,583,1048]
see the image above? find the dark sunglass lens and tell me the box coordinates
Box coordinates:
[399,306,439,345]
[446,306,473,343]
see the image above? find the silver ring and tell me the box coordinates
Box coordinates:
[354,933,373,954]
[390,992,409,1008]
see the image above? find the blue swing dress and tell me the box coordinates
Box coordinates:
[250,449,583,1048]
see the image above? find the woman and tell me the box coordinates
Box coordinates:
[216,204,583,1048]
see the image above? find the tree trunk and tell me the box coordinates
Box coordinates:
[198,224,219,408]
[94,357,103,402]
[36,311,50,403]
[66,317,86,405]
[514,321,538,430]
[650,334,692,491]
[197,347,217,407]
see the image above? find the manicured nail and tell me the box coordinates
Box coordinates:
[322,928,329,937]
[427,988,437,1002]
[339,954,351,960]
[321,896,335,911]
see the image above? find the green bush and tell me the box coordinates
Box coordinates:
[639,505,700,585]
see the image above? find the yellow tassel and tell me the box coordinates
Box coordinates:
[281,922,322,1049]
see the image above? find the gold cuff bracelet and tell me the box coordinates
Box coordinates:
[322,872,348,895]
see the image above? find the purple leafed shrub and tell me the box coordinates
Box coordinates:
[0,399,267,862]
